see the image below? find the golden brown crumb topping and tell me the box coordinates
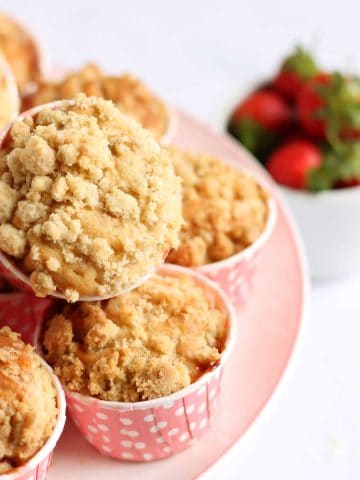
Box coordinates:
[0,15,39,89]
[166,148,268,267]
[43,273,227,402]
[0,326,58,474]
[0,94,182,301]
[23,64,169,140]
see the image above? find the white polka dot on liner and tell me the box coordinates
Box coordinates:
[73,404,84,413]
[156,437,165,444]
[134,442,146,450]
[121,452,134,460]
[198,402,206,414]
[179,432,190,442]
[96,412,108,420]
[175,407,184,416]
[102,435,110,443]
[119,418,132,425]
[209,388,217,399]
[97,424,109,432]
[150,421,167,432]
[163,446,172,453]
[199,418,208,429]
[144,414,155,422]
[189,422,197,430]
[197,385,206,396]
[121,440,133,448]
[168,428,179,436]
[128,430,139,438]
[101,445,112,453]
[163,400,175,409]
[186,404,195,414]
[143,453,153,461]
[87,425,98,434]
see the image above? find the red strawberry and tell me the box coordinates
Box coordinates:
[297,73,330,138]
[228,91,293,161]
[231,90,292,133]
[267,139,323,190]
[273,47,318,101]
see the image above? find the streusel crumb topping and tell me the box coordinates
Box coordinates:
[0,327,58,474]
[43,273,227,402]
[0,94,182,301]
[166,148,268,267]
[23,64,169,140]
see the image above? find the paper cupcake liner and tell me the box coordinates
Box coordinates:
[0,290,52,345]
[196,197,277,312]
[1,360,66,480]
[39,264,236,462]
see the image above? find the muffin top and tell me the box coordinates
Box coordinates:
[0,14,39,89]
[23,64,169,141]
[166,148,268,267]
[0,94,182,301]
[43,272,227,402]
[0,59,19,130]
[0,326,58,474]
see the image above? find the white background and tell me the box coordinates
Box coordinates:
[2,1,360,478]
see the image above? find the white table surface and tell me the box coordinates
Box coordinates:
[2,1,360,478]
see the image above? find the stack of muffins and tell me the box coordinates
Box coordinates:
[0,12,275,477]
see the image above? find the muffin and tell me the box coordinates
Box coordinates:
[23,64,170,141]
[166,147,268,267]
[0,14,40,90]
[0,326,58,474]
[42,271,227,402]
[0,55,19,130]
[0,94,182,301]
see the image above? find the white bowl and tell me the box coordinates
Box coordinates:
[279,185,360,278]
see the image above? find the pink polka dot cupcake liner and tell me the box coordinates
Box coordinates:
[0,289,52,345]
[62,264,236,462]
[1,360,66,480]
[196,197,277,312]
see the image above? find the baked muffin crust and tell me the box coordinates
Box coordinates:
[0,327,58,474]
[23,64,169,141]
[0,15,39,89]
[0,94,182,301]
[166,148,268,267]
[43,273,227,402]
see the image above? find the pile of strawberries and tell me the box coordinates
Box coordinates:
[227,47,360,191]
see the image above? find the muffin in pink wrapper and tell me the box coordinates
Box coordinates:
[0,327,66,479]
[40,264,236,461]
[196,198,276,311]
[21,63,177,143]
[166,147,277,311]
[0,95,182,303]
